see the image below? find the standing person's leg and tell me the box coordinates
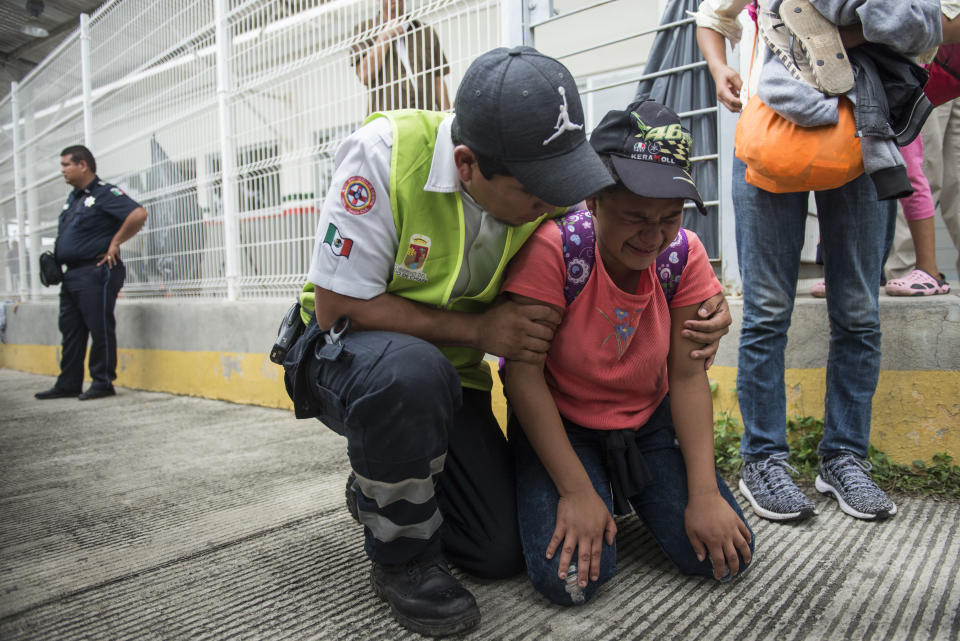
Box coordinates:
[628,398,754,580]
[885,136,950,294]
[78,263,125,395]
[943,100,960,279]
[437,387,523,579]
[731,155,816,521]
[508,416,615,606]
[813,176,897,520]
[885,206,914,281]
[922,98,960,280]
[298,329,480,636]
[46,274,87,395]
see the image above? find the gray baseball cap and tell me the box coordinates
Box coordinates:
[452,46,614,206]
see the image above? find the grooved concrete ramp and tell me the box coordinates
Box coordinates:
[1,369,958,640]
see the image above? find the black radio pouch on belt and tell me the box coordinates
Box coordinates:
[270,301,306,364]
[39,251,63,287]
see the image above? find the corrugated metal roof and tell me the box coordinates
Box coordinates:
[0,0,104,83]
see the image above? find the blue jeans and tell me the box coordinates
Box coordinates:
[732,156,896,460]
[510,398,753,606]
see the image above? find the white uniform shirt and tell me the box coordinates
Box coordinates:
[307,115,507,301]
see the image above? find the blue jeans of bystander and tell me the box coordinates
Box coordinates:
[732,156,896,461]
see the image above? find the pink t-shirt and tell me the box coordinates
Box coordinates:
[503,221,721,431]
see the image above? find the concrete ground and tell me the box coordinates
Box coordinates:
[1,369,958,641]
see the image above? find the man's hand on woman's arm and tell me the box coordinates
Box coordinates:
[685,291,732,369]
[312,287,560,364]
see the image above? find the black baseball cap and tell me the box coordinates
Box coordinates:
[589,99,707,215]
[452,46,614,206]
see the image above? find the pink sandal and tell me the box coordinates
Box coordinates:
[884,269,951,296]
[810,280,826,298]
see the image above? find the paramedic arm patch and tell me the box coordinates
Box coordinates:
[340,176,376,215]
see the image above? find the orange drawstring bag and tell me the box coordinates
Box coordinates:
[735,94,864,193]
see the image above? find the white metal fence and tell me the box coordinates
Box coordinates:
[1,0,733,302]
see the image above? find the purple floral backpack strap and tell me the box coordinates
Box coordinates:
[656,228,689,304]
[555,212,689,304]
[555,209,596,305]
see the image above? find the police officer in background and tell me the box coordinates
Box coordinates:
[35,145,148,401]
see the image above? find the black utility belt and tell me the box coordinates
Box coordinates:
[65,259,117,269]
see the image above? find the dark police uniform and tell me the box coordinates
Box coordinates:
[53,177,140,393]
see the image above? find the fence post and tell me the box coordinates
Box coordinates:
[80,13,94,148]
[215,0,241,301]
[11,82,28,301]
[20,94,41,301]
[511,0,552,47]
[716,38,741,294]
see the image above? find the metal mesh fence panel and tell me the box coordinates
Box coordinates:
[1,0,500,301]
[88,1,222,297]
[1,1,752,299]
[223,0,499,298]
[13,33,87,301]
[0,0,746,301]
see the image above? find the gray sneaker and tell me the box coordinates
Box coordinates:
[816,454,897,520]
[739,455,817,521]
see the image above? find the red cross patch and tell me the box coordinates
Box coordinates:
[340,176,376,215]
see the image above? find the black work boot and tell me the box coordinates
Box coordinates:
[35,387,80,399]
[371,556,480,637]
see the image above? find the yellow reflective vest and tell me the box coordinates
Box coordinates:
[302,109,554,390]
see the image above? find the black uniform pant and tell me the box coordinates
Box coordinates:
[56,262,125,392]
[288,327,522,577]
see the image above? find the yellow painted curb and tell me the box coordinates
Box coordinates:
[0,343,292,410]
[493,363,958,464]
[708,366,959,465]
[4,344,956,464]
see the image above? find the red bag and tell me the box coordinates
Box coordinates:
[924,43,960,107]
